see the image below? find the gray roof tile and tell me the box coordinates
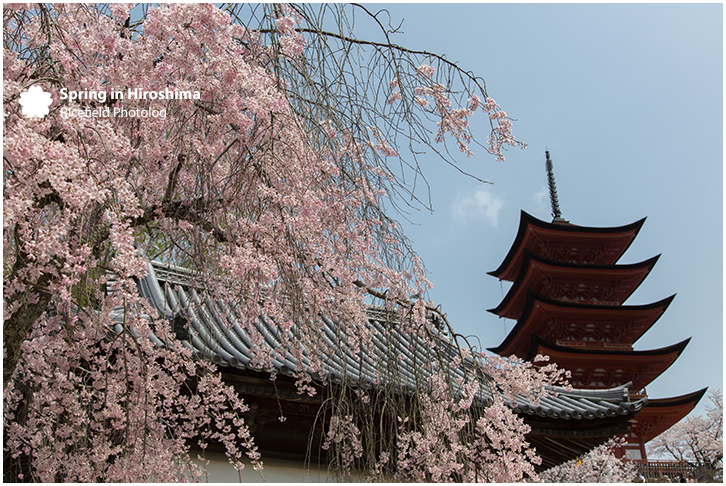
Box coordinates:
[116,260,647,422]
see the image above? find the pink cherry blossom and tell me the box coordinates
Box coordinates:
[4,4,539,482]
[416,64,436,78]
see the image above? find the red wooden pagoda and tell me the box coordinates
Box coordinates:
[488,151,706,460]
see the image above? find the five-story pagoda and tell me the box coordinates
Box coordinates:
[488,151,706,460]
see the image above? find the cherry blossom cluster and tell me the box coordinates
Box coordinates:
[389,372,542,482]
[539,438,638,483]
[481,95,527,161]
[5,3,546,481]
[385,62,526,160]
[317,338,569,481]
[322,414,364,478]
[647,389,722,479]
[368,126,399,158]
[275,4,305,57]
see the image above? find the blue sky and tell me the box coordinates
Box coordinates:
[368,3,722,414]
[123,2,721,413]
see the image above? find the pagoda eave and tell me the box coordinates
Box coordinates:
[488,291,676,358]
[489,211,646,282]
[631,388,708,443]
[527,335,691,390]
[488,251,661,320]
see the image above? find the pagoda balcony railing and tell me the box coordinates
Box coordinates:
[555,340,633,350]
[633,460,707,482]
[600,341,635,349]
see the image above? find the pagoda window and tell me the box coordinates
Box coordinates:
[545,280,620,305]
[625,449,643,460]
[538,242,606,264]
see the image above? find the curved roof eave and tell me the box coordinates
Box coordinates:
[488,290,677,356]
[645,387,708,409]
[488,250,661,318]
[526,334,691,361]
[488,210,647,280]
[635,388,709,443]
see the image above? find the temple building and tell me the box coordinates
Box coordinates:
[486,151,706,461]
[127,257,649,479]
[121,152,704,478]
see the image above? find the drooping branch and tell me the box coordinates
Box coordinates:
[256,26,487,94]
[3,4,541,482]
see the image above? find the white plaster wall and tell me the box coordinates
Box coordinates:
[195,453,333,483]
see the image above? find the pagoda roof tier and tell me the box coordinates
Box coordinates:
[526,335,690,391]
[488,291,675,358]
[488,251,660,320]
[489,211,646,282]
[630,388,708,444]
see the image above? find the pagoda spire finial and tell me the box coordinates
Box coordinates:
[545,150,565,222]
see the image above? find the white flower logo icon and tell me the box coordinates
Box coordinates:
[19,85,53,119]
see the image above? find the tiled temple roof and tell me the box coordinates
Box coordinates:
[113,260,646,423]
